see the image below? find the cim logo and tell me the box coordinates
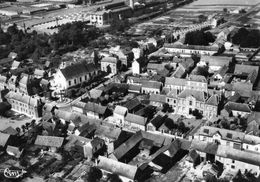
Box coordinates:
[1,168,27,179]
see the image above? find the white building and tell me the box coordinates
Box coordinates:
[132,60,140,75]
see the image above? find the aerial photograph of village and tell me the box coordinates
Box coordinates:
[0,0,260,181]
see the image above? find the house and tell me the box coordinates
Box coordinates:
[0,75,7,91]
[6,145,23,158]
[132,59,140,75]
[34,69,45,79]
[132,47,144,60]
[83,137,105,159]
[124,113,147,132]
[7,75,17,91]
[3,126,18,136]
[198,56,232,73]
[165,77,186,92]
[171,58,195,78]
[186,75,208,92]
[18,73,30,95]
[113,105,128,124]
[0,132,10,148]
[96,156,138,182]
[11,61,20,70]
[167,89,219,119]
[147,63,165,74]
[123,98,142,113]
[128,84,141,93]
[190,138,260,176]
[71,101,86,114]
[51,62,99,93]
[164,43,219,56]
[101,56,118,75]
[84,102,109,119]
[146,114,167,132]
[109,46,133,67]
[141,81,162,94]
[194,126,260,155]
[5,91,43,118]
[89,10,111,26]
[89,89,103,99]
[222,102,252,117]
[34,135,64,152]
[149,94,166,107]
[246,112,260,135]
[234,64,259,76]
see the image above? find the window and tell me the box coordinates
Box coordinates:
[189,100,193,106]
[69,81,71,86]
[85,75,87,80]
[231,165,235,169]
[256,147,258,151]
[232,160,235,163]
[174,100,176,104]
[246,145,248,149]
[80,77,82,82]
[74,79,76,84]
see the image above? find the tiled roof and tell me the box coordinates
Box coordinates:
[234,64,259,75]
[150,114,167,129]
[114,105,128,116]
[188,75,207,83]
[198,126,244,142]
[101,56,118,64]
[0,132,10,146]
[5,91,39,107]
[3,126,18,135]
[178,89,207,102]
[149,94,166,103]
[224,101,251,113]
[142,81,162,89]
[171,66,185,78]
[84,102,107,115]
[97,156,138,180]
[60,62,98,80]
[147,63,165,71]
[89,89,103,99]
[34,69,45,77]
[11,61,20,69]
[128,84,141,92]
[125,113,147,126]
[123,98,141,111]
[95,125,121,140]
[35,135,64,147]
[206,94,219,106]
[164,43,219,51]
[0,75,7,83]
[165,77,186,86]
[200,55,232,67]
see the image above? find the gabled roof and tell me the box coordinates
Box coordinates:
[0,75,7,83]
[125,113,147,126]
[200,55,232,67]
[97,156,138,180]
[149,94,166,103]
[128,84,141,92]
[101,56,118,64]
[60,62,98,80]
[123,98,141,111]
[150,114,167,129]
[147,63,165,71]
[11,61,20,69]
[164,43,219,51]
[72,101,87,109]
[5,91,39,107]
[34,135,64,147]
[234,64,259,75]
[84,102,107,115]
[3,126,18,135]
[89,89,103,99]
[95,125,121,140]
[206,94,219,106]
[34,69,45,77]
[165,77,186,86]
[178,89,207,102]
[171,66,185,78]
[0,132,10,146]
[224,101,251,113]
[114,105,128,116]
[19,74,29,86]
[188,75,207,83]
[197,126,245,142]
[142,81,162,89]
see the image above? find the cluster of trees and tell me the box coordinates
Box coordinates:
[185,30,215,46]
[229,28,260,48]
[0,22,102,62]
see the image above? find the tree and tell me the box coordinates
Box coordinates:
[106,173,122,182]
[193,66,209,77]
[82,167,102,182]
[185,30,215,46]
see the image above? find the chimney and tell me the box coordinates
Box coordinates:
[129,0,134,9]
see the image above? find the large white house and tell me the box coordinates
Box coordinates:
[51,62,99,93]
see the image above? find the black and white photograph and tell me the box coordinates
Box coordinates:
[0,0,260,181]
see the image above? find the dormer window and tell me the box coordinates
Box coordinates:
[203,129,209,134]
